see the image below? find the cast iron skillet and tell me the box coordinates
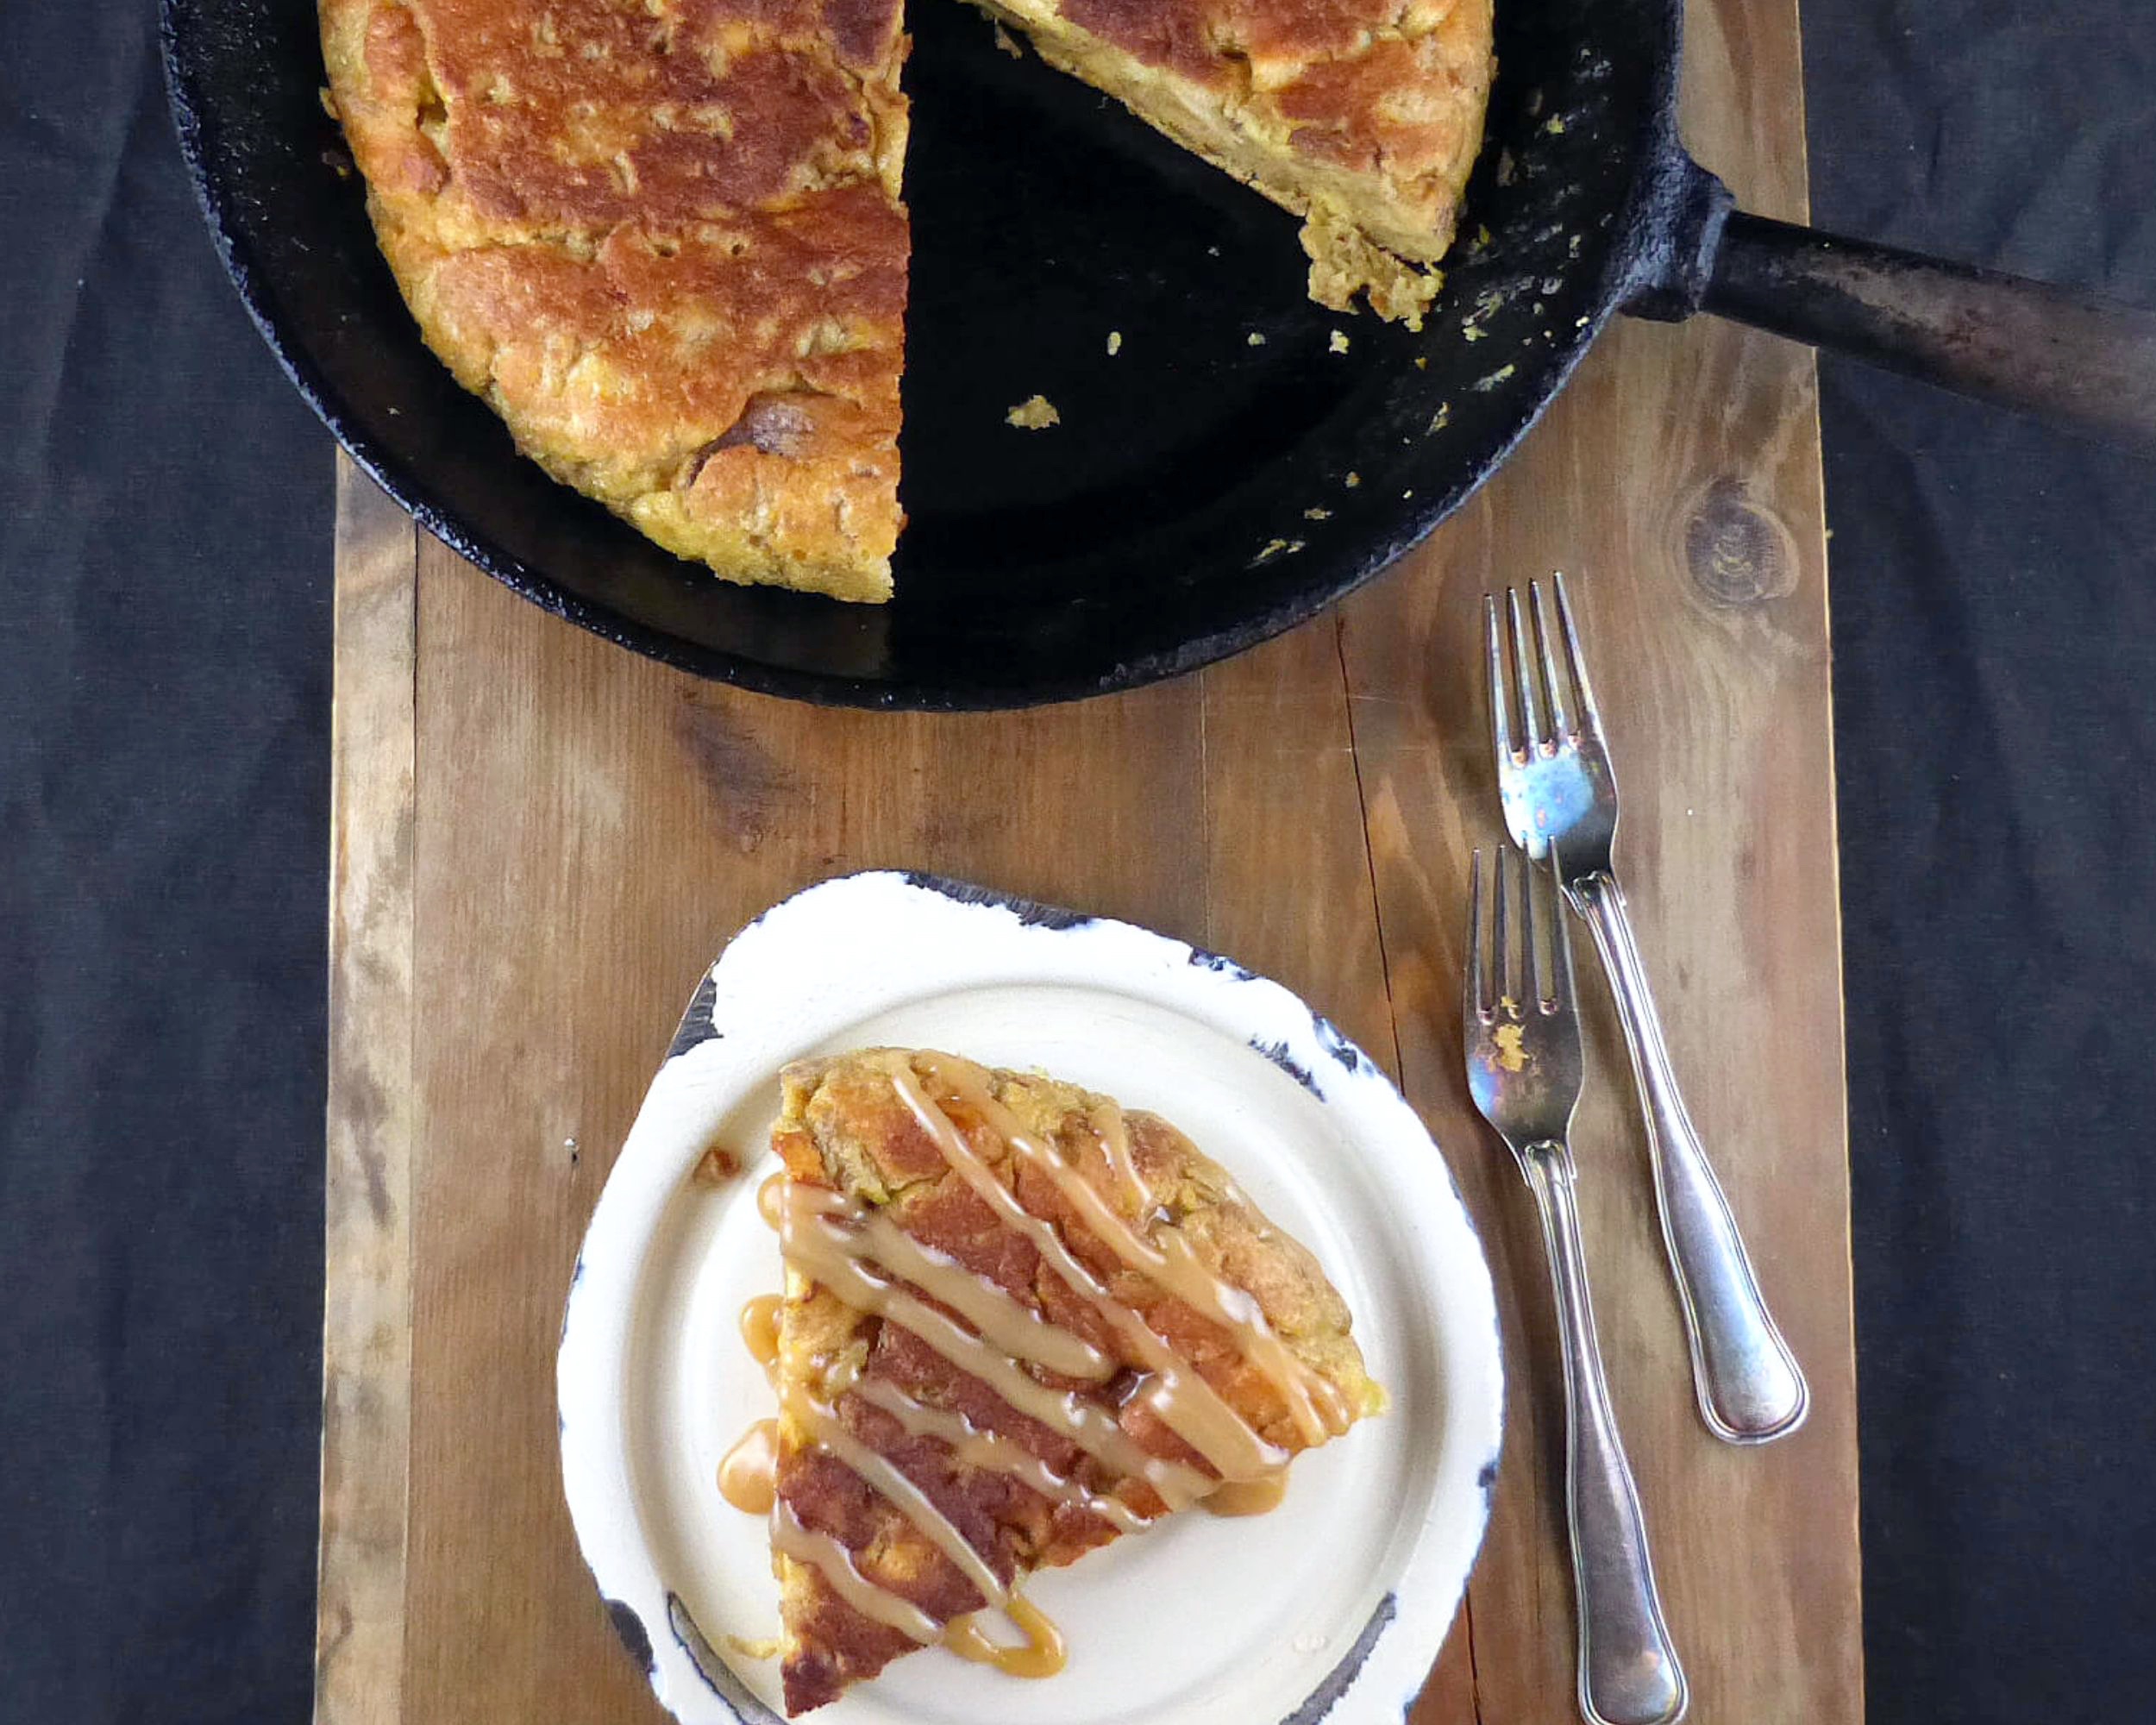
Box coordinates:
[162,0,2156,709]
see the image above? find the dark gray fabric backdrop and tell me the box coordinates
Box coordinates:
[1,3,2150,1721]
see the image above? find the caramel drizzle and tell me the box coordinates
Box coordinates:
[893,1063,1291,1482]
[779,1377,1012,1612]
[851,1376,1152,1534]
[918,1054,1351,1446]
[773,1469,1065,1678]
[1089,1101,1151,1211]
[845,1204,1111,1381]
[771,1497,940,1644]
[758,1346,1077,1680]
[1204,1471,1290,1517]
[718,1417,779,1515]
[758,1177,1094,1672]
[739,1292,782,1368]
[943,1594,1068,1678]
[1155,1228,1350,1441]
[779,1184,1106,1380]
[778,1181,1213,1506]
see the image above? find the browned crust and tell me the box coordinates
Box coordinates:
[768,1048,1383,1713]
[319,0,908,601]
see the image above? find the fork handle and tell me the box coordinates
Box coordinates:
[1570,873,1810,1444]
[1521,1140,1689,1725]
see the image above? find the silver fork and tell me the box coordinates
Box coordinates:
[1465,848,1688,1725]
[1486,574,1808,1444]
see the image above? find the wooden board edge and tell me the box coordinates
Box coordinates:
[1704,2,1871,1694]
[317,455,420,1725]
[1800,361,1871,1713]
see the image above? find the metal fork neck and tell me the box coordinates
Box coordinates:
[1561,868,1619,908]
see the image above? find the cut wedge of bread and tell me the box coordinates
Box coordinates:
[970,0,1494,323]
[764,1047,1384,1714]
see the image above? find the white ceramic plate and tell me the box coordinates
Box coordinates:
[559,871,1503,1725]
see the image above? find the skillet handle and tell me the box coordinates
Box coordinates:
[1701,211,2156,451]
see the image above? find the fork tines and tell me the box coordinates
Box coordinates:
[1485,569,1604,762]
[1467,844,1577,1026]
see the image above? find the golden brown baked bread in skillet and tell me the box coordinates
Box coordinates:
[321,0,1492,600]
[765,1048,1383,1713]
[320,0,908,601]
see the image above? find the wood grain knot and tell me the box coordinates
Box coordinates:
[674,695,795,850]
[1681,478,1797,607]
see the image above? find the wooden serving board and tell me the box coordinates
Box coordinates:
[317,0,1861,1715]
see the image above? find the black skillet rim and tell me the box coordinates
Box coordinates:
[160,0,1678,711]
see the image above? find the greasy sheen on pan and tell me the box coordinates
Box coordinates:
[319,0,908,602]
[974,0,1495,323]
[766,1047,1384,1714]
